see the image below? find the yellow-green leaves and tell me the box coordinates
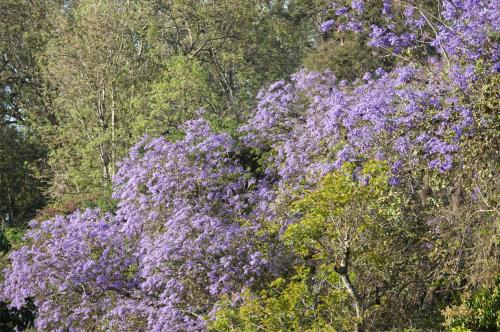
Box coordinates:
[284,161,393,259]
[210,266,346,332]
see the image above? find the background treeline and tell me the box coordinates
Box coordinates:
[0,0,498,331]
[1,0,330,221]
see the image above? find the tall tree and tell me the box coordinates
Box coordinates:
[148,0,324,116]
[0,125,47,227]
[0,0,55,126]
[42,0,157,201]
[0,0,53,226]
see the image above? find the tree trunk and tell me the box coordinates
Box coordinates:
[111,86,116,178]
[334,246,363,332]
[2,175,15,226]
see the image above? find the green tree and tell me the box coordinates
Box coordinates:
[0,0,55,126]
[41,0,158,203]
[213,162,428,331]
[148,0,324,117]
[0,0,52,225]
[442,277,500,331]
[0,125,47,227]
[130,55,216,138]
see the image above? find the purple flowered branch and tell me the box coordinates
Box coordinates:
[321,0,499,64]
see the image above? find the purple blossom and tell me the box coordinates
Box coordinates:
[335,7,349,15]
[320,19,336,32]
[351,0,365,14]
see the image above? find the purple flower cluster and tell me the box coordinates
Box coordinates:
[242,63,476,196]
[2,120,264,331]
[321,19,336,32]
[435,0,500,62]
[368,25,416,54]
[111,119,264,330]
[322,0,499,64]
[1,209,137,331]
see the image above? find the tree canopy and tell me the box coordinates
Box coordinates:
[0,0,498,331]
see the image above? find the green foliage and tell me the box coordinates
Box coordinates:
[283,161,397,259]
[0,0,52,125]
[210,266,348,332]
[41,0,157,198]
[3,228,25,251]
[73,184,117,213]
[130,56,216,138]
[0,230,11,255]
[0,227,25,279]
[443,277,500,331]
[303,33,391,81]
[0,125,47,227]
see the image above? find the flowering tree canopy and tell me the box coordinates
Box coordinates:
[1,0,498,330]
